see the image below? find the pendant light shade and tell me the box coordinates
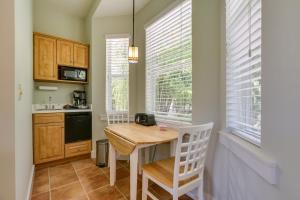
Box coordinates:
[128,46,139,63]
[129,0,138,64]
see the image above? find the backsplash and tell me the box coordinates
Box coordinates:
[33,82,86,104]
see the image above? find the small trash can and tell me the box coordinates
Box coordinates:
[96,139,108,167]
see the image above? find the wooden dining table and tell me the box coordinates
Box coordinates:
[104,123,178,200]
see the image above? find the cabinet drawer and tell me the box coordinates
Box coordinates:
[33,113,64,124]
[65,140,91,158]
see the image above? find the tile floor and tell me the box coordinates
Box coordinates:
[31,158,193,200]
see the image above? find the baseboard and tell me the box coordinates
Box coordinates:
[186,192,215,200]
[91,150,96,159]
[26,165,35,200]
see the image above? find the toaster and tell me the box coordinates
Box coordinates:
[135,113,156,126]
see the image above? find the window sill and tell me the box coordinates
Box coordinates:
[219,130,278,185]
[99,114,134,122]
[156,118,192,128]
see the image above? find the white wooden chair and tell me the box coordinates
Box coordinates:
[142,122,214,200]
[107,111,130,125]
[106,111,130,166]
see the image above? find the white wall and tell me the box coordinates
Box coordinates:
[84,0,101,104]
[216,0,300,200]
[33,82,84,104]
[33,0,86,42]
[0,0,16,199]
[90,15,134,153]
[191,0,220,194]
[14,0,34,199]
[0,0,33,199]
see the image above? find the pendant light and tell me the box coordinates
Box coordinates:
[128,0,139,63]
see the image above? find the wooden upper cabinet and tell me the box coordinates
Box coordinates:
[34,34,57,80]
[74,44,89,68]
[57,39,74,67]
[33,33,89,82]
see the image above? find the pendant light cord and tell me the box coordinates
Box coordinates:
[132,0,135,46]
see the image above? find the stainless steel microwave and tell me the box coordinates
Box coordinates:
[59,67,87,82]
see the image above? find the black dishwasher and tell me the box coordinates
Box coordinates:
[65,112,92,143]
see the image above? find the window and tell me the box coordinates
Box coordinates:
[226,0,262,145]
[106,35,129,112]
[145,0,192,123]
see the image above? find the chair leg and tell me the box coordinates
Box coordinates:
[142,174,148,200]
[173,193,178,200]
[197,181,204,200]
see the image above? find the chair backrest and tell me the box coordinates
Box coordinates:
[106,111,130,125]
[173,122,214,188]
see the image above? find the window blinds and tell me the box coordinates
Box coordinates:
[226,0,262,145]
[106,36,129,112]
[145,0,192,123]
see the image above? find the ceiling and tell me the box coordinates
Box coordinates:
[94,0,151,18]
[42,0,94,18]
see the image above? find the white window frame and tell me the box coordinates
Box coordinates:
[105,34,130,112]
[225,0,262,146]
[145,0,192,124]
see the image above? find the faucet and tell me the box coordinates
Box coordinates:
[48,96,54,110]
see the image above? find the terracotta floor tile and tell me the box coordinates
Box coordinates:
[77,165,103,180]
[148,188,161,200]
[34,168,49,182]
[31,191,50,200]
[125,189,153,200]
[88,185,124,200]
[149,183,172,200]
[32,158,191,200]
[49,163,75,177]
[100,167,112,175]
[116,176,142,197]
[116,168,130,180]
[72,159,95,171]
[137,190,148,200]
[102,167,130,181]
[117,160,129,167]
[179,195,194,200]
[32,179,49,195]
[100,161,124,174]
[81,174,109,192]
[51,181,87,200]
[50,171,78,189]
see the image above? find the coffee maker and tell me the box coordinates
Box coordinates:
[73,90,88,109]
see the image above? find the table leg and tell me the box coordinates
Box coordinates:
[170,139,178,157]
[109,143,116,186]
[144,147,150,164]
[138,149,142,175]
[130,148,138,200]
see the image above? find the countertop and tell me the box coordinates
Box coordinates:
[32,104,92,114]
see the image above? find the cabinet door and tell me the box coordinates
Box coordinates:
[73,44,89,68]
[34,35,57,80]
[57,40,74,66]
[34,123,65,164]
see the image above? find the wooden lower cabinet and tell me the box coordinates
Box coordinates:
[34,122,65,164]
[33,113,92,165]
[65,140,92,158]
